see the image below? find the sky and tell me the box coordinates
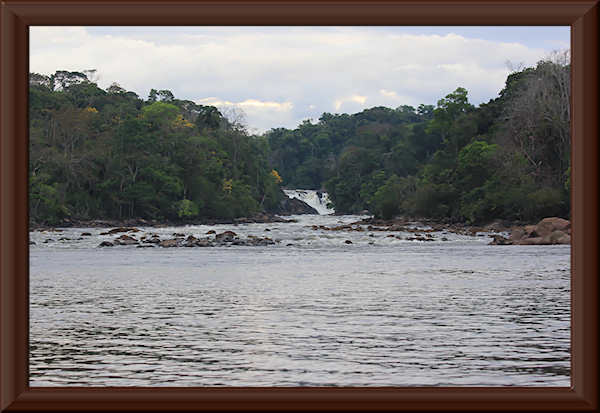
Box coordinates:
[29,26,570,134]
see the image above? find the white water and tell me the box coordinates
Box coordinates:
[284,189,334,215]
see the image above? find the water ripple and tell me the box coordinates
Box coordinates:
[29,215,570,386]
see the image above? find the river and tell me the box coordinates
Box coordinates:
[29,193,570,387]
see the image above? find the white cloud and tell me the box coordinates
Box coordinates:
[30,26,564,132]
[198,97,293,112]
[380,89,399,98]
[334,95,368,111]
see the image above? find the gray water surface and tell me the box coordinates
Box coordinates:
[29,215,570,386]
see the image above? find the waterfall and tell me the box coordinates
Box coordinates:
[283,189,335,215]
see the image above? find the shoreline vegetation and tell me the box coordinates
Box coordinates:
[29,52,570,232]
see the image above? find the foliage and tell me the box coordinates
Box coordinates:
[29,71,284,225]
[267,55,570,223]
[30,56,571,226]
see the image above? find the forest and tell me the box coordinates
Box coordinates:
[29,71,284,225]
[267,52,570,222]
[29,52,570,226]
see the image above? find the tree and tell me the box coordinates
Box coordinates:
[157,89,175,102]
[195,106,223,130]
[142,101,179,128]
[427,87,475,157]
[497,51,570,187]
[107,82,126,94]
[372,174,417,219]
[51,70,89,91]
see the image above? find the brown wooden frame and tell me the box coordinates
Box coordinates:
[1,0,598,411]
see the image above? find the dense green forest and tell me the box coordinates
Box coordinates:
[29,52,570,226]
[267,52,571,223]
[29,71,284,225]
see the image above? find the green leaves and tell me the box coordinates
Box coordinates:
[175,199,200,218]
[28,70,282,225]
[141,101,179,128]
[29,62,571,226]
[372,174,417,219]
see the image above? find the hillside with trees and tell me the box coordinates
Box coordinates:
[29,52,570,226]
[29,71,283,226]
[266,52,571,223]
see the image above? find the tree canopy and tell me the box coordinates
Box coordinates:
[30,54,570,226]
[29,72,283,225]
[266,54,570,223]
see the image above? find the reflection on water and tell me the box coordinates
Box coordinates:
[29,215,570,386]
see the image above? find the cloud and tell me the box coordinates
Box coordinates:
[380,89,399,98]
[198,97,293,111]
[30,26,565,133]
[334,95,367,111]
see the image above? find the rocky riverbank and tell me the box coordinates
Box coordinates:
[349,216,512,236]
[29,212,297,232]
[489,217,571,245]
[320,215,570,246]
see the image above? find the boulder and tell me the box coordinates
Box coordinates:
[509,227,525,242]
[524,225,538,237]
[183,235,203,247]
[159,239,180,248]
[484,220,510,233]
[538,217,570,232]
[107,227,140,234]
[549,230,566,243]
[517,237,553,245]
[517,237,541,245]
[272,196,319,215]
[196,239,214,247]
[215,231,237,242]
[98,241,114,247]
[534,221,556,238]
[81,232,92,236]
[114,234,138,245]
[504,217,571,246]
[252,237,275,246]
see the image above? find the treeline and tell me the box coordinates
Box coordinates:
[30,53,570,226]
[267,52,571,223]
[29,71,283,225]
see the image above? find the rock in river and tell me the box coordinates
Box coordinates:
[215,231,237,242]
[490,217,571,245]
[159,239,181,248]
[114,234,139,245]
